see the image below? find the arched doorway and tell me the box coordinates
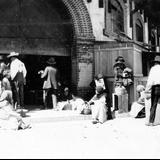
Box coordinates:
[0,0,95,108]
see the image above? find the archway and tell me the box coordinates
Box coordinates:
[0,0,95,107]
[61,0,95,97]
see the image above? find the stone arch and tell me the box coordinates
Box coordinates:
[62,0,95,40]
[60,0,95,97]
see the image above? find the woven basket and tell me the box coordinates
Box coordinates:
[83,108,91,115]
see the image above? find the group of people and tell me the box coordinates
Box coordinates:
[52,73,112,124]
[0,50,160,129]
[0,51,30,130]
[36,55,111,124]
[129,55,160,126]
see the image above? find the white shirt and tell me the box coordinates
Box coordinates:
[146,64,160,92]
[70,98,85,112]
[10,58,27,80]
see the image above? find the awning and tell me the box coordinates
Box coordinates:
[143,51,160,56]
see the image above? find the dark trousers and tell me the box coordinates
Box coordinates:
[149,85,160,123]
[43,88,57,109]
[12,81,24,108]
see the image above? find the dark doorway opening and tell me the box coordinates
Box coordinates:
[21,55,71,110]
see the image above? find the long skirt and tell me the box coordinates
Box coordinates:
[91,102,107,123]
[129,102,144,118]
[0,102,20,130]
[145,99,160,126]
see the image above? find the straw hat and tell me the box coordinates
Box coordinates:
[7,52,19,58]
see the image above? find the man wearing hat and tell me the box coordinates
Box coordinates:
[7,51,27,110]
[145,55,160,126]
[38,57,58,109]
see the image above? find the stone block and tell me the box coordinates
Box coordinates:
[112,93,129,114]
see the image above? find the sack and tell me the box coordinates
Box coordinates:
[62,103,72,110]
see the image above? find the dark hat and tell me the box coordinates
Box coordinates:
[113,62,126,70]
[115,56,125,63]
[7,52,19,58]
[97,73,103,79]
[96,86,104,94]
[152,55,160,64]
[47,57,56,65]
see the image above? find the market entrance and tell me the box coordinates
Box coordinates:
[0,0,73,109]
[22,55,72,109]
[0,0,95,109]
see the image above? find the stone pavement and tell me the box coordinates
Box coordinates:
[0,110,160,159]
[22,109,92,124]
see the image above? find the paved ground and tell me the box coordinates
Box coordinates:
[0,110,160,159]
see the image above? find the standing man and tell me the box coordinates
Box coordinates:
[7,52,27,110]
[145,55,160,126]
[38,57,58,109]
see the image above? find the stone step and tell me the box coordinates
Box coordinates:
[22,109,92,123]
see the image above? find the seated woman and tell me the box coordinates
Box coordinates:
[0,69,31,130]
[129,85,145,118]
[88,86,108,124]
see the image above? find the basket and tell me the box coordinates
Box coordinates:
[83,108,91,115]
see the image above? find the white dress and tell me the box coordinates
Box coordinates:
[70,98,86,113]
[90,94,107,123]
[0,90,20,130]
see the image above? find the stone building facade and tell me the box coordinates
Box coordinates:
[84,0,159,106]
[0,0,159,106]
